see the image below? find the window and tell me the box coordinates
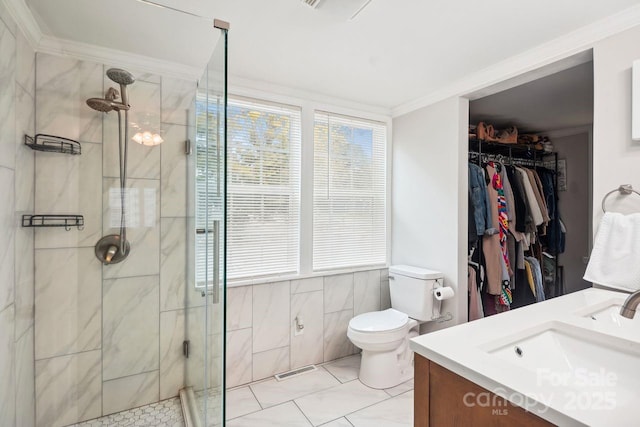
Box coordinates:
[194,96,387,284]
[313,112,387,270]
[226,97,302,280]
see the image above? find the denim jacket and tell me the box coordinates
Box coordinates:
[468,163,492,235]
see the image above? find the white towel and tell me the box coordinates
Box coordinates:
[584,212,640,291]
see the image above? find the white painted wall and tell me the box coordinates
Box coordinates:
[391,97,469,330]
[592,26,640,228]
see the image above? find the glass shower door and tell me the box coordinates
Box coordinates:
[189,21,228,427]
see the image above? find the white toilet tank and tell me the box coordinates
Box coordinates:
[388,265,443,322]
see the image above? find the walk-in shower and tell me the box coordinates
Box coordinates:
[87,68,136,264]
[23,1,229,424]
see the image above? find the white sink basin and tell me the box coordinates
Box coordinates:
[483,321,640,405]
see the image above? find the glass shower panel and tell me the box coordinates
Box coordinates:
[188,22,228,426]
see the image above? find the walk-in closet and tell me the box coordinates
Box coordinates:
[467,61,594,320]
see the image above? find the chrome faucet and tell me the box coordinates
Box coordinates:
[620,290,640,319]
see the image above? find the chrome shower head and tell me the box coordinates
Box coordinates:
[107,68,135,106]
[86,97,115,112]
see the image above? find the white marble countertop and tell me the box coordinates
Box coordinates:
[410,288,640,426]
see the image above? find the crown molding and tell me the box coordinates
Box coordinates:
[229,75,392,119]
[7,0,640,118]
[4,0,390,115]
[3,0,202,80]
[3,0,41,48]
[37,34,203,81]
[391,3,640,118]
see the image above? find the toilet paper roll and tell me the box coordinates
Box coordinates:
[434,286,455,301]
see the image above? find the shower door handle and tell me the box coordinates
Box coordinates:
[212,220,220,304]
[196,220,221,304]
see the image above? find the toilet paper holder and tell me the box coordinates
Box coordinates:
[431,279,454,323]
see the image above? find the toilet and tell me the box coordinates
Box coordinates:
[347,265,444,389]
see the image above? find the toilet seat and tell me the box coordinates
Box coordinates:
[349,308,408,333]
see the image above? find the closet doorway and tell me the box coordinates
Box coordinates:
[467,60,593,319]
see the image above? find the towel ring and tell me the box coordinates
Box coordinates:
[601,184,640,212]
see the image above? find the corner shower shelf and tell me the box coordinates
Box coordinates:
[22,214,84,231]
[25,134,81,155]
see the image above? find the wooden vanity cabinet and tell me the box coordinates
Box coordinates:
[414,354,554,426]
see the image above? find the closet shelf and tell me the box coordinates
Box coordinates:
[24,134,81,155]
[469,138,546,156]
[22,214,84,231]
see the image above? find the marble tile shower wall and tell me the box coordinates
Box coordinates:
[0,5,36,427]
[32,52,199,426]
[226,269,390,388]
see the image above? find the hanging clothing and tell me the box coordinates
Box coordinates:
[468,163,492,236]
[483,164,501,295]
[532,171,550,223]
[538,169,565,255]
[526,256,546,302]
[468,148,564,316]
[500,166,523,242]
[515,167,544,227]
[485,163,512,307]
[468,191,478,249]
[483,164,506,297]
[468,266,484,321]
[520,168,548,227]
[511,268,537,308]
[505,166,528,234]
[524,260,536,297]
[524,168,549,225]
[507,234,517,289]
[493,169,511,271]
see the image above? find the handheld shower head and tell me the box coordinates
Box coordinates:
[86,97,129,112]
[107,68,135,106]
[106,68,136,85]
[86,97,116,112]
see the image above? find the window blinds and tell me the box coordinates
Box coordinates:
[226,97,302,280]
[194,94,223,290]
[313,111,387,271]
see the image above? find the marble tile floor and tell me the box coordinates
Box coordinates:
[226,354,414,427]
[70,397,185,427]
[67,354,413,427]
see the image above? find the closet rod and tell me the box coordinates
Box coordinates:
[468,151,553,168]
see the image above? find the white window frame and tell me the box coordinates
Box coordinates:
[225,90,392,287]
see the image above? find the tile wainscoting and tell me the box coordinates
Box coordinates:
[226,268,390,388]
